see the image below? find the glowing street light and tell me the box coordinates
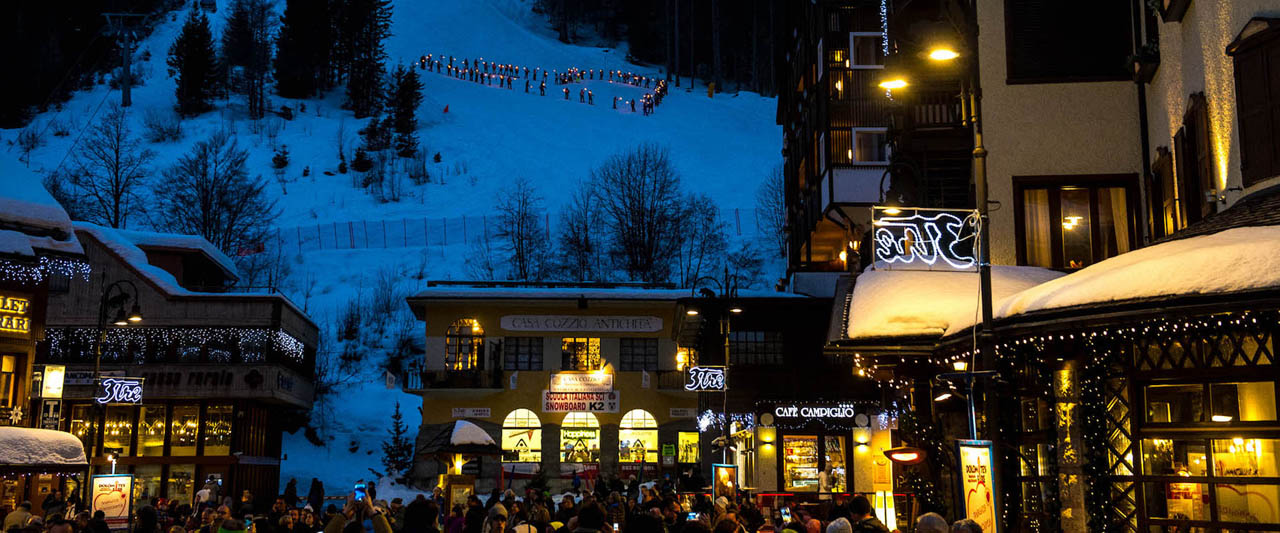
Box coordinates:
[928,47,960,61]
[878,78,908,90]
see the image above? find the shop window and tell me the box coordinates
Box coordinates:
[503,337,542,371]
[619,338,658,372]
[1216,483,1280,523]
[1210,381,1277,422]
[782,435,820,491]
[561,338,601,371]
[167,464,196,505]
[204,404,232,455]
[560,411,600,463]
[103,406,134,457]
[1230,22,1280,187]
[823,436,847,493]
[138,405,166,456]
[678,432,700,464]
[1212,438,1280,476]
[0,355,16,407]
[1004,0,1131,83]
[1015,176,1137,269]
[1147,383,1204,423]
[446,319,485,371]
[501,409,541,463]
[70,404,98,455]
[729,331,784,366]
[1142,439,1208,476]
[619,409,658,463]
[133,464,162,503]
[1143,482,1210,522]
[170,405,199,456]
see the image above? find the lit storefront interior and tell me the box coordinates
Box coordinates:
[560,411,601,465]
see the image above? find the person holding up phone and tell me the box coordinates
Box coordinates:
[321,491,393,533]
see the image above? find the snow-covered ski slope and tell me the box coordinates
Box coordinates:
[2,0,781,491]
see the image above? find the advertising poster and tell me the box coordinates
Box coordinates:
[91,474,134,530]
[542,390,619,413]
[712,464,737,502]
[956,440,999,533]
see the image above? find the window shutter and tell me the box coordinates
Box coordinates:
[1234,45,1278,187]
[1173,126,1201,225]
[1191,93,1216,219]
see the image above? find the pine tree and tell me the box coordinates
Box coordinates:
[381,402,414,475]
[389,65,422,157]
[343,0,392,117]
[222,0,274,119]
[276,0,332,97]
[168,9,219,116]
[222,0,254,67]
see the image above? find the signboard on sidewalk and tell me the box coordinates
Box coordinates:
[542,390,619,413]
[549,373,613,392]
[956,440,999,533]
[91,474,134,530]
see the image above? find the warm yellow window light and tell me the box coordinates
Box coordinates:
[882,207,902,215]
[928,48,960,61]
[878,78,908,90]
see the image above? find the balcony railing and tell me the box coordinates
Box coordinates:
[403,359,502,392]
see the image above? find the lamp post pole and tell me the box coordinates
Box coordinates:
[95,280,142,387]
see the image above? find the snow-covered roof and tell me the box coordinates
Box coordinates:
[413,286,797,301]
[846,265,1064,341]
[0,171,83,258]
[451,420,496,446]
[114,227,239,280]
[75,222,231,296]
[0,427,87,466]
[945,225,1280,333]
[0,169,75,236]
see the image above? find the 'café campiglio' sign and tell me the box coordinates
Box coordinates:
[500,315,662,333]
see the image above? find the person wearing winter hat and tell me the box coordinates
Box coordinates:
[482,504,507,533]
[825,518,852,533]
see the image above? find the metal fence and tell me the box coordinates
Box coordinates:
[273,208,766,254]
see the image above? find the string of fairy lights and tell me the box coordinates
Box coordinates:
[0,256,91,285]
[45,327,306,363]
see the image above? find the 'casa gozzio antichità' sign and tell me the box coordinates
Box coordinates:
[500,315,662,333]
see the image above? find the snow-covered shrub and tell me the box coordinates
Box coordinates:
[143,108,184,142]
[339,297,361,341]
[352,148,374,173]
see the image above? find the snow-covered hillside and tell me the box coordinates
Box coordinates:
[3,0,781,491]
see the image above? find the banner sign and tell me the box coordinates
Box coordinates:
[451,408,491,419]
[542,390,619,413]
[956,440,999,533]
[550,373,613,392]
[95,377,144,405]
[91,474,134,530]
[684,366,726,391]
[67,370,122,386]
[872,206,978,270]
[670,408,697,418]
[501,315,662,333]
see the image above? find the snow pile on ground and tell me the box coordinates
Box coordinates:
[452,420,495,446]
[947,226,1280,331]
[847,265,1063,340]
[0,427,88,466]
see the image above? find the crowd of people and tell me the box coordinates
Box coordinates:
[0,477,985,533]
[415,54,669,115]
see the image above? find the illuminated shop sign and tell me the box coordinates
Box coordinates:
[549,372,613,392]
[95,377,145,405]
[773,404,859,419]
[500,315,662,333]
[872,207,978,270]
[684,366,726,391]
[0,295,31,336]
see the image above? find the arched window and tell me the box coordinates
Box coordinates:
[560,412,600,463]
[501,409,541,463]
[445,318,484,370]
[619,409,659,463]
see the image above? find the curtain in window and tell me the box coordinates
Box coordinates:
[1023,189,1052,267]
[1109,187,1130,254]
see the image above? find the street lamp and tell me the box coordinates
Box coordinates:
[880,6,997,437]
[96,280,143,381]
[690,266,741,463]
